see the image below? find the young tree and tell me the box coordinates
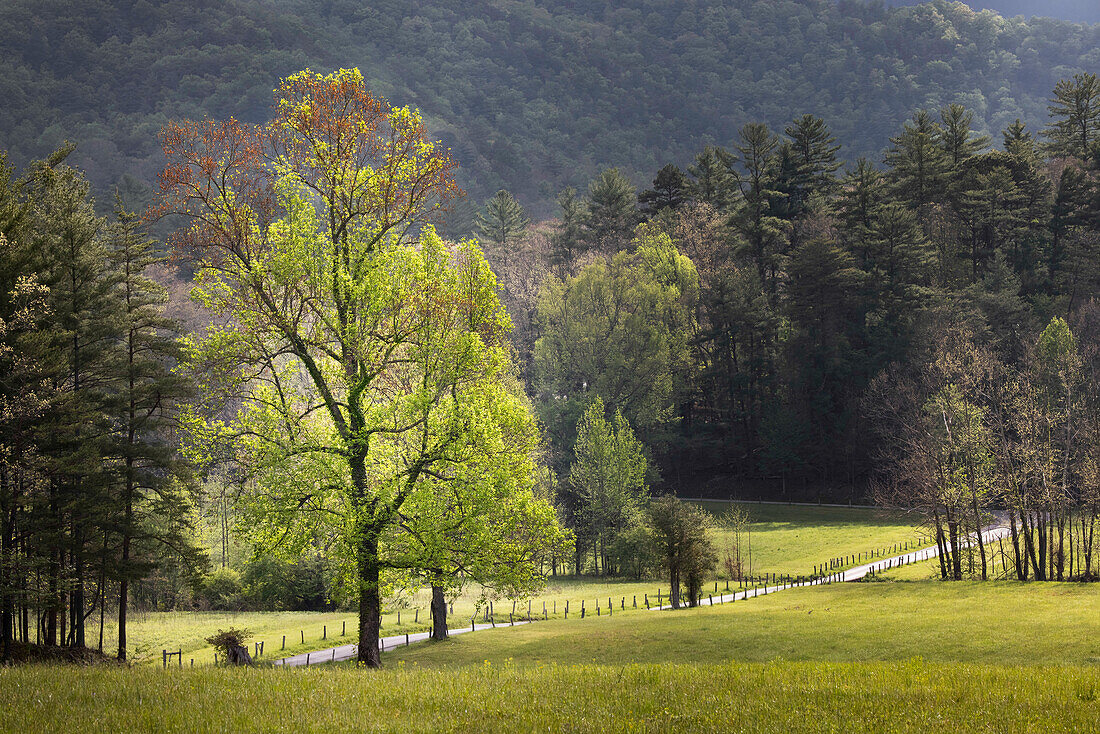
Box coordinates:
[474,189,529,255]
[159,68,547,667]
[385,383,570,640]
[568,398,648,575]
[649,496,717,608]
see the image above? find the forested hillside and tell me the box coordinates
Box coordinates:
[885,1,1100,24]
[3,0,1100,225]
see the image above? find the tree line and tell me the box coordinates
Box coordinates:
[0,146,202,662]
[471,73,1100,574]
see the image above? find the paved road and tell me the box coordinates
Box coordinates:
[274,620,530,667]
[275,522,1012,665]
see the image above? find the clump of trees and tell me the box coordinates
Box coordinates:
[473,72,1100,509]
[0,148,204,663]
[871,316,1100,581]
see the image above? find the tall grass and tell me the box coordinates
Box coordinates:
[2,661,1097,733]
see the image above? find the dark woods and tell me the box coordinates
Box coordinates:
[0,147,203,663]
[509,75,1100,581]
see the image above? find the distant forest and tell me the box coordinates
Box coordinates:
[885,1,1100,24]
[4,0,1100,228]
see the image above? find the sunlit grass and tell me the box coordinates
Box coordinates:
[115,502,925,665]
[3,660,1098,733]
[384,580,1100,669]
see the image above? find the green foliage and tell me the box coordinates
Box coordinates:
[9,0,1100,222]
[203,627,252,656]
[649,496,718,608]
[474,189,529,254]
[201,568,243,611]
[567,398,649,574]
[534,226,698,463]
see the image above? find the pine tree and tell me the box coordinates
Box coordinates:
[939,104,991,169]
[550,187,585,270]
[583,168,637,253]
[885,110,947,213]
[638,163,688,218]
[782,114,842,216]
[1046,72,1100,160]
[108,203,199,661]
[474,189,529,254]
[732,123,787,299]
[27,151,121,649]
[687,146,738,212]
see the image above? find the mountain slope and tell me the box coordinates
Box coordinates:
[2,0,1099,223]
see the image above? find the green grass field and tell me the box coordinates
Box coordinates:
[382,580,1100,669]
[3,661,1097,733]
[114,502,926,665]
[696,500,927,576]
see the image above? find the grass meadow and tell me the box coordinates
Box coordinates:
[2,660,1097,733]
[113,502,925,665]
[382,580,1100,669]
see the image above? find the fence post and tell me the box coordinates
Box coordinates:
[307,652,310,665]
[323,625,327,640]
[178,648,182,668]
[342,621,346,636]
[163,649,167,669]
[282,635,286,650]
[301,630,304,644]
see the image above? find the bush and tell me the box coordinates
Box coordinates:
[200,567,243,610]
[241,554,330,611]
[608,523,661,579]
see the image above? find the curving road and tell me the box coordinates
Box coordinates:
[275,522,1012,666]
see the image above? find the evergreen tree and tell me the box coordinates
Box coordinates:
[638,163,688,218]
[550,186,585,271]
[1046,72,1100,160]
[108,204,200,661]
[939,104,991,170]
[687,146,738,212]
[582,168,637,253]
[28,153,121,650]
[474,189,529,255]
[732,123,786,300]
[885,110,947,213]
[782,114,842,216]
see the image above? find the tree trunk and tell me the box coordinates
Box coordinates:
[356,526,382,667]
[430,584,448,641]
[1010,512,1026,581]
[669,564,680,609]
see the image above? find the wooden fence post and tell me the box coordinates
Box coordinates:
[301,630,304,644]
[282,635,286,650]
[162,649,167,669]
[323,625,327,640]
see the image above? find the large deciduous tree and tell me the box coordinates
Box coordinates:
[159,68,560,667]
